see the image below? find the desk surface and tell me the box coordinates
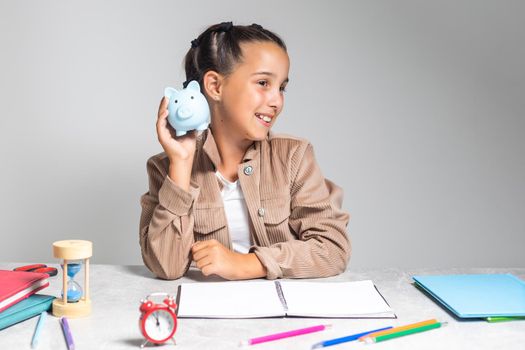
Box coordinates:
[1,264,524,349]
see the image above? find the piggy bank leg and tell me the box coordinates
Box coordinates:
[175,130,188,137]
[196,122,209,131]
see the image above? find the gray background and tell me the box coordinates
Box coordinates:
[1,1,523,268]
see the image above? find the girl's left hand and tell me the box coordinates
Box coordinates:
[191,240,266,280]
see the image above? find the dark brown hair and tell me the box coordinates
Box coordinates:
[183,22,287,90]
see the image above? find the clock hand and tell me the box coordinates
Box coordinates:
[153,313,160,326]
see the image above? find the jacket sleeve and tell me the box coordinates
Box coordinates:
[139,155,200,280]
[251,143,351,279]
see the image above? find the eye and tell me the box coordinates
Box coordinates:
[174,100,178,103]
[280,85,287,93]
[191,96,194,99]
[258,80,269,87]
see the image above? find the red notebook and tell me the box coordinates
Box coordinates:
[0,270,49,313]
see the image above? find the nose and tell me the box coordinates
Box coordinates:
[177,106,193,120]
[267,87,284,113]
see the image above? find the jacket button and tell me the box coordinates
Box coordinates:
[258,208,265,217]
[243,166,253,176]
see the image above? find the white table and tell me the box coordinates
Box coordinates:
[1,263,524,349]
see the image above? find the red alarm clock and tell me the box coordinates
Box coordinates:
[139,293,177,348]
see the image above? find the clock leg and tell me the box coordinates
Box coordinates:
[140,339,149,348]
[171,337,177,345]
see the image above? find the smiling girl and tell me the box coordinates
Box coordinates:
[139,22,350,280]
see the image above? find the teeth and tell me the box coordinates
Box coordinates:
[256,113,272,123]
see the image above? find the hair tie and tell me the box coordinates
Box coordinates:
[251,23,263,30]
[191,39,200,48]
[217,21,233,32]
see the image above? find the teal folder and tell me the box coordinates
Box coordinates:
[0,294,54,330]
[413,274,525,318]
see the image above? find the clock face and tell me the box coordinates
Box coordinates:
[142,309,177,343]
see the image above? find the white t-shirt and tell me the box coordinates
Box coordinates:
[215,171,251,254]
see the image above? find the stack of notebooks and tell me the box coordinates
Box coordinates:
[0,270,55,330]
[413,273,525,322]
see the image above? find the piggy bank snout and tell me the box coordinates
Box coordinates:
[176,106,193,120]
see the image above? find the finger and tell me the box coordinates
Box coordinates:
[192,239,215,253]
[201,264,216,277]
[191,241,201,254]
[195,256,213,270]
[192,246,209,262]
[157,112,168,129]
[191,243,206,255]
[156,109,176,143]
[158,108,169,122]
[156,118,172,144]
[158,96,169,117]
[156,104,167,125]
[156,111,169,138]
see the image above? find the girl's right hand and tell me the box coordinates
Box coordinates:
[156,97,197,161]
[156,97,197,190]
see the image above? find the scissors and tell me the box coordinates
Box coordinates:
[13,264,58,277]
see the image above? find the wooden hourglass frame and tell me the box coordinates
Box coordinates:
[52,240,92,318]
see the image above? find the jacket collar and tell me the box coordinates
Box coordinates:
[202,129,261,169]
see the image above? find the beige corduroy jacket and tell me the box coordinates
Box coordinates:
[139,129,351,280]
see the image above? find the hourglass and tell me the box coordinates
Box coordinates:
[52,240,92,318]
[61,262,82,302]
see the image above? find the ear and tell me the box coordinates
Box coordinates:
[202,71,224,101]
[186,80,200,91]
[164,87,178,98]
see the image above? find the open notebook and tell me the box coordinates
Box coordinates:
[176,280,395,318]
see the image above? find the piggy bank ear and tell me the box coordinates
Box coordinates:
[164,87,178,99]
[186,80,201,92]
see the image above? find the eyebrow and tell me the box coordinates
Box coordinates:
[252,71,289,84]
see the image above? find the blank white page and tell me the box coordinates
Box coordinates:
[177,281,285,318]
[280,280,395,318]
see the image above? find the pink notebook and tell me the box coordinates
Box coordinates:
[0,270,49,313]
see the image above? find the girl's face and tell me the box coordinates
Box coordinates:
[215,41,290,142]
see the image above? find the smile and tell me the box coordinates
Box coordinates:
[255,113,273,126]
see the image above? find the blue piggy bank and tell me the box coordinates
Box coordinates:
[164,80,210,136]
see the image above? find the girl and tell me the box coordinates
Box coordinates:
[139,22,350,280]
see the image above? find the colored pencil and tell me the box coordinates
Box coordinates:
[60,317,75,350]
[312,326,392,348]
[31,311,47,348]
[486,316,525,323]
[359,318,438,341]
[365,321,446,343]
[240,324,330,346]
